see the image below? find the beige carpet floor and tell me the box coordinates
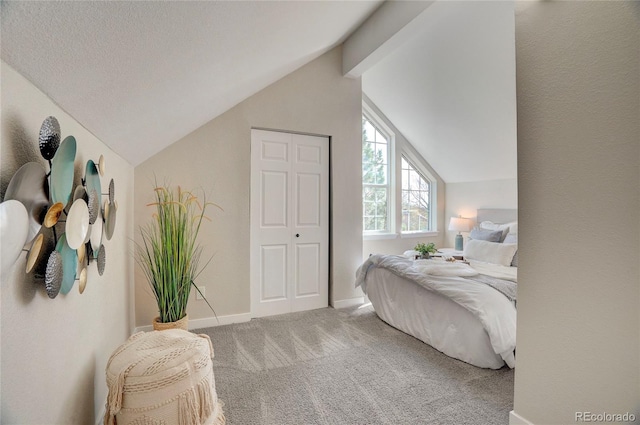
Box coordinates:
[196,305,514,425]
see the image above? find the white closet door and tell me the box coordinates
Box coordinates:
[250,130,328,318]
[290,134,329,312]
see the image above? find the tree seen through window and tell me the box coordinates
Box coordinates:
[401,156,430,232]
[362,116,389,232]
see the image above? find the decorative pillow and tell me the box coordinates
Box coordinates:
[503,233,518,266]
[469,227,503,242]
[464,239,518,267]
[479,221,517,242]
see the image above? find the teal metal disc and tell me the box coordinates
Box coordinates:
[50,136,77,207]
[56,233,77,295]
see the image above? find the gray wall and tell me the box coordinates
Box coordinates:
[513,2,639,423]
[0,61,134,424]
[134,46,364,326]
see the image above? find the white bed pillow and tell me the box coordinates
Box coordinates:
[479,221,517,242]
[464,239,518,267]
[503,233,518,267]
[403,250,419,259]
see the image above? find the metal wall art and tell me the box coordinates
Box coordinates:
[0,116,118,298]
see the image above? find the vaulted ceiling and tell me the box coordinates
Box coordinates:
[1,0,382,165]
[360,1,517,183]
[2,1,517,183]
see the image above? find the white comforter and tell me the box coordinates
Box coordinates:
[356,255,517,368]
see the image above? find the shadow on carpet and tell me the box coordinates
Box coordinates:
[195,305,514,425]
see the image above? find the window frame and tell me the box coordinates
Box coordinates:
[400,153,434,235]
[362,101,438,241]
[362,105,395,236]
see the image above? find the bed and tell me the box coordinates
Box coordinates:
[355,209,518,369]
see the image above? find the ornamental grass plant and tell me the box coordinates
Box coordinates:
[136,184,217,323]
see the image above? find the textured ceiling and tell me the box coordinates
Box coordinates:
[1,1,381,166]
[363,1,517,183]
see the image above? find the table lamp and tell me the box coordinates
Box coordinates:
[448,216,471,251]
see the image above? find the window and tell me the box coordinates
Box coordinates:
[401,156,431,232]
[362,114,390,233]
[361,102,437,238]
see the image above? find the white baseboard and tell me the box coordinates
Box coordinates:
[510,411,534,425]
[189,312,252,330]
[332,297,365,309]
[133,312,252,333]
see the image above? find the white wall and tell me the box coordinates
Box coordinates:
[362,0,517,183]
[445,178,517,248]
[342,0,433,77]
[513,2,639,424]
[0,62,134,424]
[134,46,363,326]
[362,94,446,259]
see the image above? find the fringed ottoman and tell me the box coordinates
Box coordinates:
[104,329,225,425]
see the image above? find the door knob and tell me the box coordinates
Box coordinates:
[296,233,300,237]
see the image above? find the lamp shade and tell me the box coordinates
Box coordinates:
[448,217,471,232]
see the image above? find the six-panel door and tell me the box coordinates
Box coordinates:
[250,129,329,317]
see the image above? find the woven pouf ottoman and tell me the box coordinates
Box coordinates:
[104,329,225,425]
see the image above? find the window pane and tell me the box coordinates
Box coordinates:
[364,187,375,202]
[375,163,387,185]
[401,156,431,232]
[362,114,391,234]
[401,191,409,206]
[375,143,388,165]
[363,141,381,184]
[363,166,375,185]
[420,177,429,192]
[362,141,375,165]
[362,183,388,232]
[364,216,375,231]
[364,121,376,142]
[364,201,376,216]
[409,170,419,190]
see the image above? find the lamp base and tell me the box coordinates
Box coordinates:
[454,234,463,251]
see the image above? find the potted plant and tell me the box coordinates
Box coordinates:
[136,184,217,330]
[414,242,437,259]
